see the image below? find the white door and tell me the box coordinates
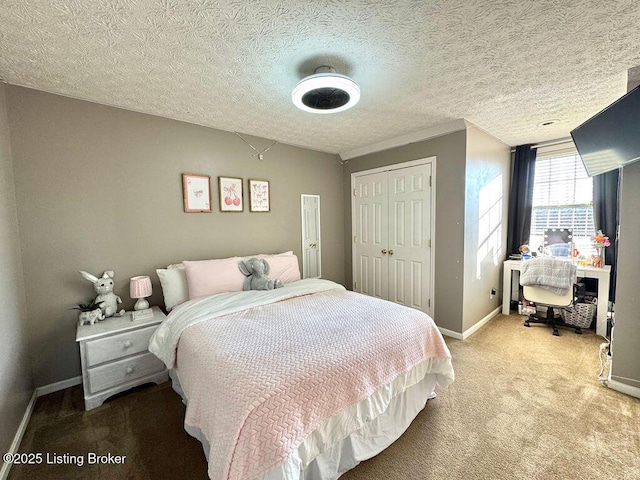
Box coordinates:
[301,195,321,278]
[387,164,432,311]
[352,161,434,314]
[353,172,388,299]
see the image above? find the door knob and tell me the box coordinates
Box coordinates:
[389,249,394,255]
[381,249,388,255]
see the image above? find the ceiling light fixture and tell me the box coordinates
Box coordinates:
[538,119,560,127]
[292,66,360,114]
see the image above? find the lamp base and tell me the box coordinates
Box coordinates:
[134,298,150,311]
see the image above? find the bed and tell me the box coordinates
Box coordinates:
[149,260,454,480]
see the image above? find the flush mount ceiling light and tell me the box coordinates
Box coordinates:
[538,119,561,127]
[292,66,360,114]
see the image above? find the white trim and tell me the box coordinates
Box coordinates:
[437,327,463,340]
[0,391,37,480]
[35,375,82,397]
[438,306,500,341]
[340,119,469,160]
[607,379,640,399]
[461,307,501,339]
[351,157,436,318]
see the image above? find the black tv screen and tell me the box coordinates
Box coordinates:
[570,85,640,177]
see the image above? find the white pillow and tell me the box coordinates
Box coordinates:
[156,266,189,311]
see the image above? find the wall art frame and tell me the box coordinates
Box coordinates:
[218,176,244,212]
[182,173,212,213]
[249,179,270,212]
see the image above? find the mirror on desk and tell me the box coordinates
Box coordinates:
[542,228,573,257]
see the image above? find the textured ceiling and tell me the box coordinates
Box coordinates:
[1,0,640,156]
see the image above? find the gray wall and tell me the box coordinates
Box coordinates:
[343,130,467,333]
[463,126,511,331]
[611,160,640,389]
[0,84,33,457]
[6,85,345,387]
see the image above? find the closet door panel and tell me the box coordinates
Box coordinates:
[388,164,432,312]
[354,172,388,299]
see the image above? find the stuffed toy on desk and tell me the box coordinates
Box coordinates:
[238,258,284,291]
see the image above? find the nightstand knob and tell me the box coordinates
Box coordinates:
[123,340,132,349]
[125,366,134,374]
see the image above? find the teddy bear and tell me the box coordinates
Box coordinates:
[80,270,125,318]
[238,258,284,291]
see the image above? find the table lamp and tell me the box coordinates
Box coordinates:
[130,276,153,320]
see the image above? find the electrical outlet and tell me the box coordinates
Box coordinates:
[490,287,497,299]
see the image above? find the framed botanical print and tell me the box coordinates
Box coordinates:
[182,174,212,213]
[249,179,270,212]
[218,176,244,212]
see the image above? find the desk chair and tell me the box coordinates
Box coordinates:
[523,285,582,336]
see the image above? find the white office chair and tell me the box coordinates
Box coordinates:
[523,285,582,336]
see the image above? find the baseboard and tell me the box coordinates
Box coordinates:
[438,306,500,341]
[462,307,501,339]
[607,379,640,399]
[0,390,37,480]
[35,375,82,397]
[438,327,463,340]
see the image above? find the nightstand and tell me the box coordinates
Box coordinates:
[76,306,168,410]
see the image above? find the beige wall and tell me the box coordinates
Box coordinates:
[343,130,467,333]
[463,126,511,331]
[0,84,33,457]
[6,85,345,387]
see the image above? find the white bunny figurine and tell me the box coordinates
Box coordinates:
[79,270,125,318]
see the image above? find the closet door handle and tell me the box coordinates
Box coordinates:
[389,249,394,256]
[381,249,388,255]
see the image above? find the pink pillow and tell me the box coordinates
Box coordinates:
[183,257,246,299]
[265,255,301,284]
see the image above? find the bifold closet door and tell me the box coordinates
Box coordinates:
[353,163,433,314]
[387,164,432,312]
[353,172,389,299]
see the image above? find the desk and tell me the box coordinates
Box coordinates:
[502,259,611,337]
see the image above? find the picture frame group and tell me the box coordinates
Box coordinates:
[182,174,270,213]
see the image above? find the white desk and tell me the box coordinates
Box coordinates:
[502,259,611,337]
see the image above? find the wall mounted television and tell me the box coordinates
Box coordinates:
[570,84,640,177]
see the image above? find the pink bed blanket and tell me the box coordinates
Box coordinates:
[150,279,453,480]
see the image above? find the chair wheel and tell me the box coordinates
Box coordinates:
[524,321,530,327]
[553,329,560,336]
[575,328,582,335]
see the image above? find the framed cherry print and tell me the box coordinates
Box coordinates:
[218,176,244,212]
[182,174,212,213]
[249,179,270,212]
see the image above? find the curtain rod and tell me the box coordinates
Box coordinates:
[510,137,574,153]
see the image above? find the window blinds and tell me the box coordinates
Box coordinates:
[530,151,595,248]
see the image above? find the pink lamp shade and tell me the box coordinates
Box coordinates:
[130,276,152,311]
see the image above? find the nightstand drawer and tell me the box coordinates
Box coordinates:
[85,325,158,367]
[87,352,165,394]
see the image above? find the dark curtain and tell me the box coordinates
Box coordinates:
[506,144,537,256]
[593,168,621,302]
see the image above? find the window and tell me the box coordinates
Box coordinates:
[529,151,594,255]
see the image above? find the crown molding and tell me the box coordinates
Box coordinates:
[339,119,470,160]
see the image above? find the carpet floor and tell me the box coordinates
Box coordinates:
[8,313,640,480]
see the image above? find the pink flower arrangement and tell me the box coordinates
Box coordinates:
[591,230,611,248]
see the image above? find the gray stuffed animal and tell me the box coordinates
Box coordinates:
[238,258,284,291]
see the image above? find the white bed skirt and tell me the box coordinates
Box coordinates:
[170,367,440,480]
